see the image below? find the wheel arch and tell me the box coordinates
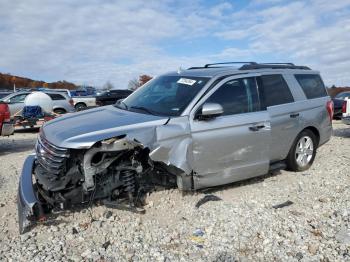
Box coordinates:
[75,102,87,108]
[53,107,67,113]
[302,126,320,147]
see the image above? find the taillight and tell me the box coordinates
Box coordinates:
[69,99,74,106]
[326,100,334,122]
[343,100,348,114]
[3,103,11,122]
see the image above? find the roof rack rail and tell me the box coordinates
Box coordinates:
[187,62,311,70]
[239,63,311,70]
[204,62,257,68]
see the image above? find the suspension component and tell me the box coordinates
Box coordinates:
[120,169,137,206]
[120,169,136,193]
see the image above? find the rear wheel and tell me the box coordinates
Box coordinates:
[286,130,317,172]
[53,109,66,115]
[75,103,87,111]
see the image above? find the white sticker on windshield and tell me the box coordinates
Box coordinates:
[177,78,196,86]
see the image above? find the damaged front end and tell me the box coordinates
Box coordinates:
[17,132,180,234]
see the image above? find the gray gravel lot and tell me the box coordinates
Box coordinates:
[0,122,349,261]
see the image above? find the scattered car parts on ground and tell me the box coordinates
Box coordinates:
[195,194,222,208]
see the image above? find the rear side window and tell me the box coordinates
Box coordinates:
[47,93,65,100]
[9,94,28,103]
[258,74,294,107]
[206,77,260,116]
[295,74,327,99]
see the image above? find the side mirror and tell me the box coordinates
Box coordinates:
[197,103,223,120]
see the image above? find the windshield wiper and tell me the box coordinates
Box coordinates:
[114,101,128,110]
[120,101,128,109]
[130,106,157,115]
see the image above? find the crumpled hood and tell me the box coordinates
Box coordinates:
[42,105,169,148]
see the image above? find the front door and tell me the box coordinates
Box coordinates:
[190,76,271,189]
[7,93,28,116]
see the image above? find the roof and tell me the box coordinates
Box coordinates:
[165,67,241,78]
[164,62,315,78]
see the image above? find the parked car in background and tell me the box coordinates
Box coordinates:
[72,96,96,111]
[0,102,14,136]
[17,62,333,233]
[70,86,96,96]
[332,91,350,119]
[95,89,133,106]
[37,88,72,98]
[0,91,75,117]
[0,91,12,99]
[342,98,350,125]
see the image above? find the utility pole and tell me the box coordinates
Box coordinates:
[12,76,16,92]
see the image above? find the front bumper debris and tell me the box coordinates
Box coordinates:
[17,154,41,234]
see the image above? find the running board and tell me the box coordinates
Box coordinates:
[269,161,286,172]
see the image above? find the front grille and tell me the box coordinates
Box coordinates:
[35,134,69,174]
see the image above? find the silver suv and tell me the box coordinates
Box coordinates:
[18,62,333,233]
[1,91,75,117]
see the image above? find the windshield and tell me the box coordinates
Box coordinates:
[122,75,209,116]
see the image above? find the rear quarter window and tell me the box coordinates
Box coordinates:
[294,74,327,99]
[47,93,65,100]
[258,74,294,108]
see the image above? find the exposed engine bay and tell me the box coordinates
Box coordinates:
[33,134,178,220]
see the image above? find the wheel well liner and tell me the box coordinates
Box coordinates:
[53,108,66,113]
[302,126,320,146]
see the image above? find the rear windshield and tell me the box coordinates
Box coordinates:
[294,74,328,99]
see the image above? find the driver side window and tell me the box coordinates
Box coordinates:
[206,77,260,116]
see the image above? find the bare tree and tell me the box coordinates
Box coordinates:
[128,78,141,91]
[102,81,114,91]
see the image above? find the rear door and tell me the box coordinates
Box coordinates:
[256,74,298,162]
[190,75,271,189]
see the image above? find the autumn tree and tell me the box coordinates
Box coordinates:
[139,75,152,86]
[128,74,153,91]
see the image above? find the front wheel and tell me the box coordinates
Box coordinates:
[286,130,317,172]
[75,103,87,111]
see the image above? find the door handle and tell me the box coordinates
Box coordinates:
[249,125,265,131]
[290,113,300,118]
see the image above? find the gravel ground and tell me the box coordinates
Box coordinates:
[0,122,349,261]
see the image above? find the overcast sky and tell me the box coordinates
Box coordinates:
[0,0,350,88]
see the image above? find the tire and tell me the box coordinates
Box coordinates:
[286,129,317,172]
[53,109,66,115]
[75,103,87,111]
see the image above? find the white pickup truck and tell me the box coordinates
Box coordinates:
[72,96,96,111]
[342,98,350,125]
